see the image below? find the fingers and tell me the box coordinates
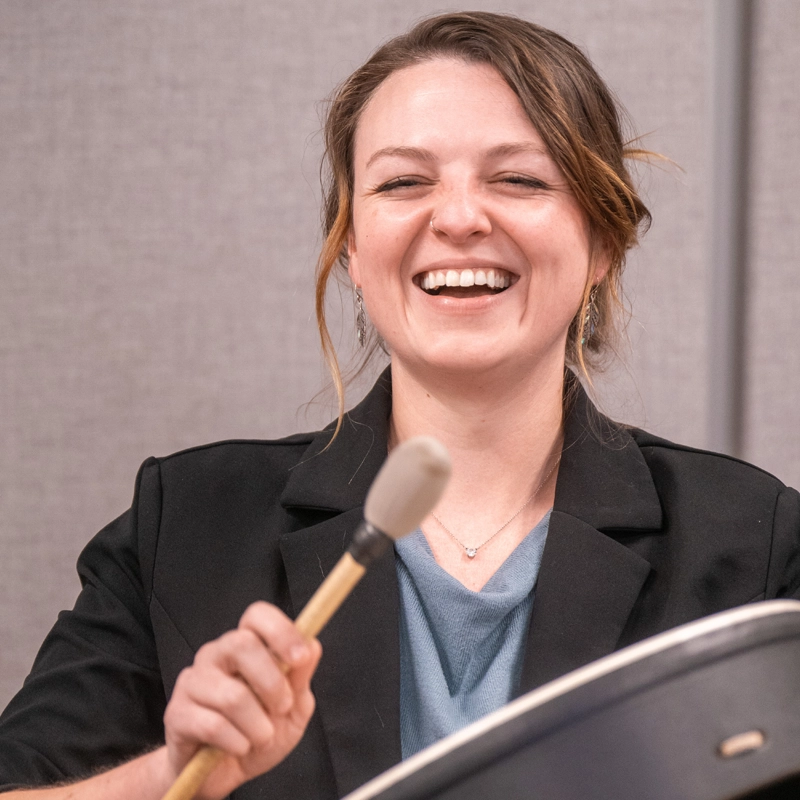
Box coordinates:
[285,637,322,720]
[178,655,279,752]
[238,601,315,671]
[165,685,256,758]
[195,627,293,718]
[164,601,322,783]
[236,602,320,718]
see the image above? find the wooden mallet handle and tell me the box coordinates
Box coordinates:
[160,437,451,800]
[160,554,366,800]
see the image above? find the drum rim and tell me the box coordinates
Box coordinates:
[344,599,800,800]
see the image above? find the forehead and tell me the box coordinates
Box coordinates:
[353,58,544,160]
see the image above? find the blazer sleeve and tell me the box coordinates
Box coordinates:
[766,485,800,601]
[0,459,166,791]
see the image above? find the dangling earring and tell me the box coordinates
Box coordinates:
[355,287,367,348]
[581,287,599,346]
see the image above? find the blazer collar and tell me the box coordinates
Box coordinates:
[281,370,663,531]
[280,371,392,513]
[554,382,663,531]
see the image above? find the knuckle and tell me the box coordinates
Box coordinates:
[171,667,205,703]
[218,630,242,650]
[239,601,268,628]
[250,721,276,750]
[196,631,243,668]
[172,666,192,692]
[195,641,217,664]
[236,628,262,653]
[163,702,179,730]
[197,714,226,744]
[218,681,250,713]
[258,665,286,699]
[241,601,288,633]
[296,690,316,721]
[176,667,206,698]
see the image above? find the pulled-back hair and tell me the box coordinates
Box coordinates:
[316,11,652,430]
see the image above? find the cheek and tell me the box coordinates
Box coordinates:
[518,215,593,317]
[352,230,404,322]
[350,210,385,271]
[538,208,593,276]
[354,220,416,288]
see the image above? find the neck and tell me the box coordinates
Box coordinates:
[389,358,566,514]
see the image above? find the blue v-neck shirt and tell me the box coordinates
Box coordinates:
[395,511,551,758]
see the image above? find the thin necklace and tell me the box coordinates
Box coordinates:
[431,455,561,559]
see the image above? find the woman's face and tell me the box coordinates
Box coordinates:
[348,58,604,380]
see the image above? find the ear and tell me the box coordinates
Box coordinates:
[347,226,362,286]
[590,244,612,286]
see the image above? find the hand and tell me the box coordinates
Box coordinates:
[162,602,322,800]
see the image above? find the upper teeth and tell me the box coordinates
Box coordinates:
[419,268,512,291]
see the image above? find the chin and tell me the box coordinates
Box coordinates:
[390,330,569,385]
[401,346,516,379]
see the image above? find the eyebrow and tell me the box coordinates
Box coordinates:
[364,141,548,170]
[485,142,549,159]
[365,146,436,170]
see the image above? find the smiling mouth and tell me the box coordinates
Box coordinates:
[416,267,513,297]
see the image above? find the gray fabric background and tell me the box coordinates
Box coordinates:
[1,1,798,708]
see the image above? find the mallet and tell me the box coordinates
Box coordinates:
[161,435,452,800]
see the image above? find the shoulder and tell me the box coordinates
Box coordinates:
[630,427,787,489]
[126,433,336,633]
[627,426,798,523]
[565,380,795,523]
[617,427,800,607]
[137,432,321,499]
[155,431,319,468]
[127,432,333,571]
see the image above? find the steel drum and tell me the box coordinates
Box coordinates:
[344,600,800,800]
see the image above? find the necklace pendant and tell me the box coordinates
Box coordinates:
[465,547,478,558]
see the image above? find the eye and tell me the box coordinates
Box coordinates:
[373,176,427,193]
[499,174,550,190]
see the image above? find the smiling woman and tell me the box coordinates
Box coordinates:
[0,10,798,800]
[348,60,598,395]
[316,13,651,421]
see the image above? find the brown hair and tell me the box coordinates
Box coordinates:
[316,11,652,432]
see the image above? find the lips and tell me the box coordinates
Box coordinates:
[415,267,513,296]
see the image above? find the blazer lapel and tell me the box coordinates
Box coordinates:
[278,371,401,796]
[279,510,401,797]
[518,511,652,692]
[518,384,663,693]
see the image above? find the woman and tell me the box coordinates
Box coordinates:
[1,11,798,800]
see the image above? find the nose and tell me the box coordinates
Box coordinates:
[429,182,492,244]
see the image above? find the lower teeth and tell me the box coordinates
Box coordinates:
[423,286,504,296]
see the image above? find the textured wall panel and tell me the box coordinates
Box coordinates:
[743,0,800,488]
[0,0,726,708]
[0,0,332,707]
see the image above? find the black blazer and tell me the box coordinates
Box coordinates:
[1,372,799,798]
